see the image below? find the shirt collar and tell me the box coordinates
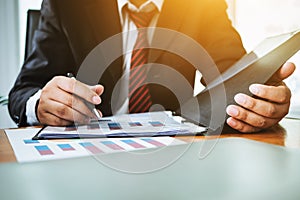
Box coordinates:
[117,0,164,14]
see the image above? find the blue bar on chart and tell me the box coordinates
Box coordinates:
[100,141,124,150]
[35,145,54,156]
[108,122,122,130]
[141,138,165,147]
[121,139,145,149]
[79,142,103,154]
[24,139,40,144]
[129,122,142,127]
[149,121,164,127]
[57,144,75,151]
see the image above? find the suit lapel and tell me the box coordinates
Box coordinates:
[84,0,123,82]
[84,0,121,43]
[149,0,189,62]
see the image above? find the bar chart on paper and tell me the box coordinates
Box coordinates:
[5,128,186,163]
[33,111,206,139]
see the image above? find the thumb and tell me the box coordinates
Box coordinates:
[278,62,296,80]
[89,85,104,95]
[267,62,295,85]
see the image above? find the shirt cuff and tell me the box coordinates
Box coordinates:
[26,90,42,125]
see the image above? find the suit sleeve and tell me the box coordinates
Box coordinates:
[198,0,247,83]
[8,0,76,126]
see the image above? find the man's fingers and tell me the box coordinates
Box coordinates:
[89,85,104,96]
[228,76,292,133]
[226,117,261,133]
[96,109,103,118]
[38,112,73,126]
[249,84,291,104]
[37,76,105,126]
[234,93,290,118]
[53,76,102,105]
[226,105,280,130]
[47,88,95,118]
[279,62,296,79]
[40,100,89,124]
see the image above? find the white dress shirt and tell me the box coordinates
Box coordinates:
[26,0,164,125]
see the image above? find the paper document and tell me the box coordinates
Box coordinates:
[5,128,186,163]
[33,111,206,140]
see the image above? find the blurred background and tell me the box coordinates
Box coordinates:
[0,0,299,128]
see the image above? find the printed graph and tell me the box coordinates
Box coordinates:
[87,123,100,130]
[141,138,165,147]
[6,127,186,163]
[129,122,143,127]
[79,142,103,154]
[57,144,75,151]
[108,122,122,130]
[35,145,54,156]
[62,120,167,132]
[24,139,39,144]
[121,139,145,148]
[149,121,164,127]
[101,141,124,150]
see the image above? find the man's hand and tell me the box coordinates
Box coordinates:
[37,76,104,126]
[226,62,296,133]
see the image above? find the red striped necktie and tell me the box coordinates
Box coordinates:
[128,9,156,113]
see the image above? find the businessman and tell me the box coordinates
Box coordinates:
[9,0,295,133]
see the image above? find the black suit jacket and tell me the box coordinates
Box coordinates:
[9,0,246,126]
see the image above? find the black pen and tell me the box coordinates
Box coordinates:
[67,73,102,120]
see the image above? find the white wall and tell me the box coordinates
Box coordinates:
[0,0,20,128]
[0,0,42,128]
[19,0,42,63]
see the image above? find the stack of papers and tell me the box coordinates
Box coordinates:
[33,111,207,139]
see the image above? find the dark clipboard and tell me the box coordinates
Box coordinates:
[32,126,207,140]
